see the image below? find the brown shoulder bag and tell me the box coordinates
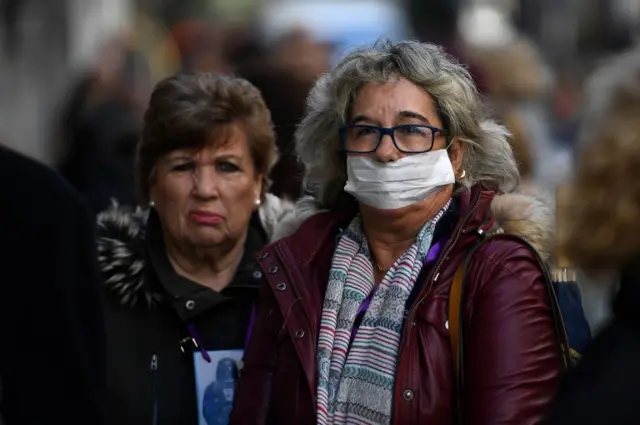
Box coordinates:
[448,233,572,425]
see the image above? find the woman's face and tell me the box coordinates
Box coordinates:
[150,124,263,250]
[347,77,464,217]
[349,77,452,162]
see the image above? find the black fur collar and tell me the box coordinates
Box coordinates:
[97,204,161,308]
[97,195,295,308]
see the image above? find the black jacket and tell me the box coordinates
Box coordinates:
[0,146,105,424]
[543,266,640,425]
[97,199,292,425]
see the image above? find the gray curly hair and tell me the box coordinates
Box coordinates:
[295,40,519,209]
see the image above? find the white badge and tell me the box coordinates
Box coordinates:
[193,349,244,425]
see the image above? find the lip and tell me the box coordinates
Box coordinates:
[188,211,224,225]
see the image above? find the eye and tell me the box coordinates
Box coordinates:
[356,127,377,136]
[398,125,426,135]
[217,161,240,173]
[171,162,195,172]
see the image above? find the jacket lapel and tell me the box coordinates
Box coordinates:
[257,209,354,399]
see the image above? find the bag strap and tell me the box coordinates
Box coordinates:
[449,263,465,425]
[448,233,572,425]
[448,235,487,425]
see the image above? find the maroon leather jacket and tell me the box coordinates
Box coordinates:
[230,185,561,425]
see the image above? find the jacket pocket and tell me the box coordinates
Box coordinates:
[404,295,454,414]
[415,295,450,338]
[414,296,454,384]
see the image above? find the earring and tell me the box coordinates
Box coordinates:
[254,199,261,207]
[149,201,156,208]
[459,170,466,179]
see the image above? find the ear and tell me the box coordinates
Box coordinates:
[448,137,465,176]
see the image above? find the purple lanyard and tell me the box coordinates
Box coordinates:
[186,307,257,363]
[186,323,212,362]
[244,305,257,349]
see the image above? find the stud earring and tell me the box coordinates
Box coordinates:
[254,199,261,207]
[149,201,156,208]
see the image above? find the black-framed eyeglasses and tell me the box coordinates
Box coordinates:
[339,124,448,154]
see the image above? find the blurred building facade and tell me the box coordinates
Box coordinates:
[0,0,132,163]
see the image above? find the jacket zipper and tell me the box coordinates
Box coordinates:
[408,196,481,329]
[150,353,158,425]
[392,191,482,422]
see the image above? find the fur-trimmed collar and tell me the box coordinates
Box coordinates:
[269,188,554,260]
[97,194,295,307]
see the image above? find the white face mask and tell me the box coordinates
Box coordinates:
[344,149,455,210]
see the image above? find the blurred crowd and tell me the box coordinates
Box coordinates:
[51,16,336,212]
[47,1,597,214]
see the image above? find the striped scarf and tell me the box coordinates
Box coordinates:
[316,202,449,425]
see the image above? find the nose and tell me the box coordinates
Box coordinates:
[191,166,219,199]
[375,133,402,163]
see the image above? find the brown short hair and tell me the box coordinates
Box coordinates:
[470,37,551,101]
[137,72,277,200]
[561,49,640,271]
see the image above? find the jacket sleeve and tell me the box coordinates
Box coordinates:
[0,169,106,425]
[230,279,282,425]
[465,242,561,425]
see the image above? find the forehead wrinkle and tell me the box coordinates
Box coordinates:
[353,80,437,120]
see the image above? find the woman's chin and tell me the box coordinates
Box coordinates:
[186,231,227,248]
[358,187,453,218]
[358,202,416,217]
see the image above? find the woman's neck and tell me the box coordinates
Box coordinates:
[362,186,452,271]
[164,232,247,292]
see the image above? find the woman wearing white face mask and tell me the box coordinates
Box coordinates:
[231,41,563,425]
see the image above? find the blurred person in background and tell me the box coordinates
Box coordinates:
[467,36,571,196]
[267,29,332,85]
[240,65,310,200]
[239,28,332,200]
[0,145,105,425]
[543,46,640,425]
[223,27,263,73]
[231,41,563,425]
[170,19,228,73]
[407,0,489,94]
[502,111,535,191]
[53,37,131,161]
[552,66,584,149]
[0,0,21,58]
[97,72,293,425]
[406,0,458,47]
[56,37,152,213]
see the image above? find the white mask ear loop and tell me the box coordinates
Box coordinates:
[443,136,456,167]
[444,135,455,151]
[445,137,466,182]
